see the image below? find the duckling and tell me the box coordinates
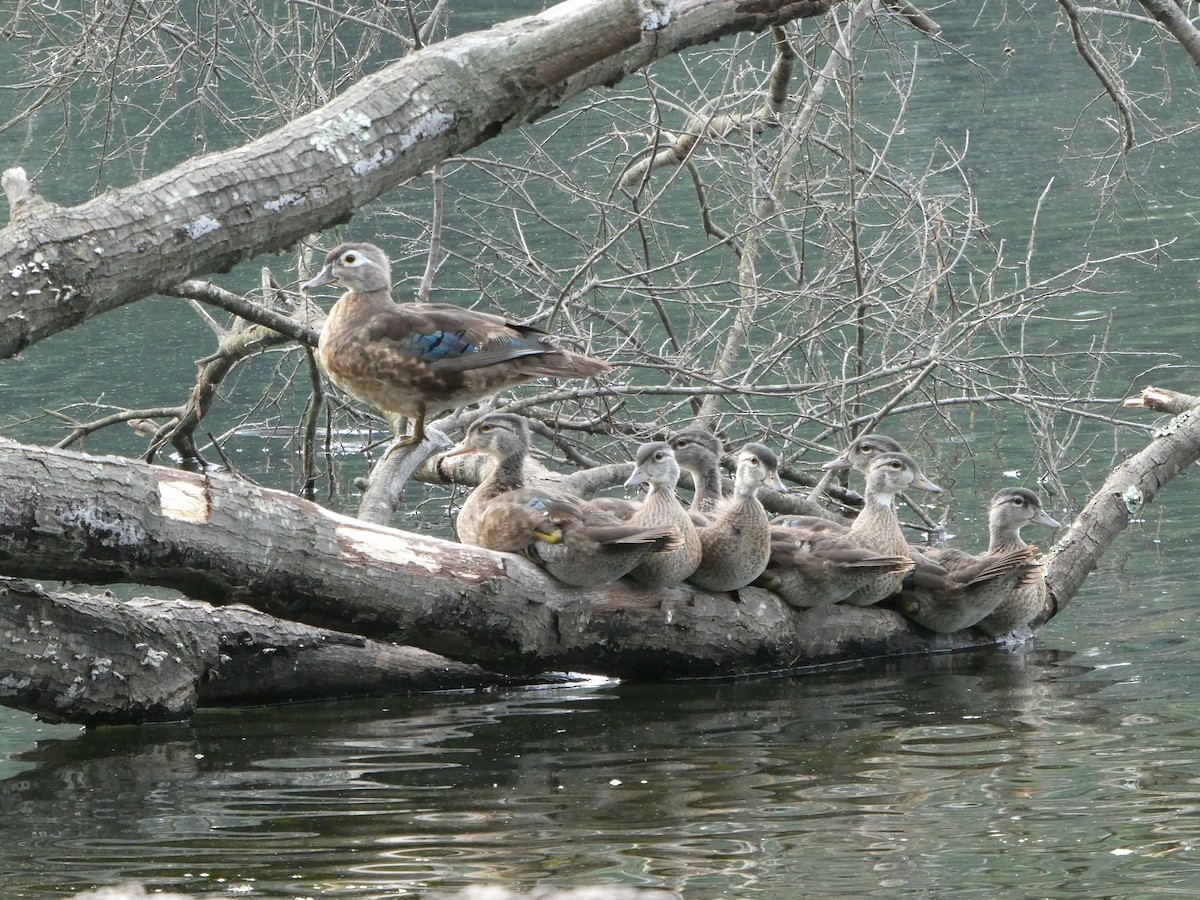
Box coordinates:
[834,452,943,606]
[444,413,678,587]
[776,433,950,576]
[755,528,916,608]
[768,433,906,535]
[894,541,1040,633]
[303,243,612,448]
[971,488,1062,635]
[822,432,906,475]
[758,439,925,608]
[593,427,726,521]
[668,429,725,514]
[687,443,784,593]
[623,442,703,587]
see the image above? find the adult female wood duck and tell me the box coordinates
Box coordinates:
[444,413,678,587]
[967,488,1061,635]
[762,453,941,608]
[623,442,703,587]
[302,243,612,448]
[687,443,784,593]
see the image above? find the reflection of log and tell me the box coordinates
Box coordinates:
[0,579,557,726]
[2,398,1200,725]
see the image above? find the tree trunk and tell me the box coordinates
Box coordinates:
[3,395,1199,725]
[0,579,561,727]
[1036,398,1200,625]
[0,0,837,359]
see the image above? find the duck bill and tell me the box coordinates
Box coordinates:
[770,471,787,492]
[911,473,944,494]
[440,444,477,460]
[821,453,852,472]
[301,266,337,291]
[1035,509,1062,529]
[623,468,648,491]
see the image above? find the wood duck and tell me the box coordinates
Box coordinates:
[667,429,725,514]
[822,432,906,475]
[623,442,703,587]
[444,413,679,587]
[687,443,784,593]
[970,488,1061,635]
[838,452,943,606]
[758,437,918,607]
[755,528,915,608]
[762,453,941,608]
[777,433,949,573]
[768,433,905,535]
[894,542,1040,633]
[302,243,612,448]
[591,427,725,522]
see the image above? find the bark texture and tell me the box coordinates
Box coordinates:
[1035,400,1200,626]
[0,578,561,726]
[0,0,836,359]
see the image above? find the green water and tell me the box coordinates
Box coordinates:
[4,3,1200,897]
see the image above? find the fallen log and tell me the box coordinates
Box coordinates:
[0,578,563,726]
[0,398,1197,730]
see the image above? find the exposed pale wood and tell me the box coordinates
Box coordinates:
[1122,385,1200,416]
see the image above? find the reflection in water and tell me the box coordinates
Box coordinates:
[7,646,1200,898]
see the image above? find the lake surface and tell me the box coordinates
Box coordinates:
[4,3,1200,898]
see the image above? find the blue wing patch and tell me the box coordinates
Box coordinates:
[408,330,475,361]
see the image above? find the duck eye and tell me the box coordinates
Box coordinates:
[343,252,357,264]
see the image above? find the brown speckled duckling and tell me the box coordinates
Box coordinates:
[895,543,1041,634]
[758,433,920,607]
[970,488,1061,635]
[688,443,784,593]
[836,452,943,607]
[623,442,703,587]
[668,429,726,515]
[756,526,915,608]
[822,433,907,475]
